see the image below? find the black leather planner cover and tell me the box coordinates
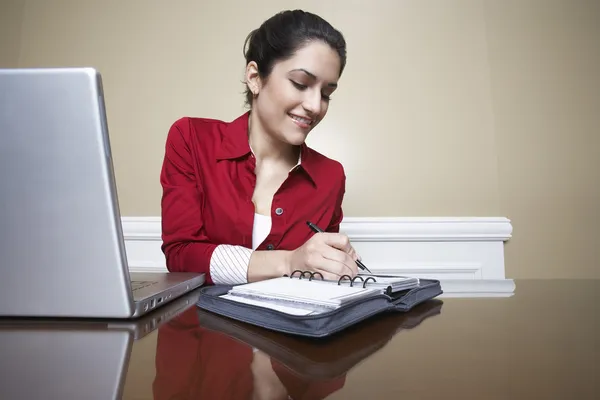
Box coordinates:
[195,276,443,338]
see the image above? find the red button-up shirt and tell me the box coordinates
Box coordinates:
[160,112,346,284]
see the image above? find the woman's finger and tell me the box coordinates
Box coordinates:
[320,232,352,253]
[319,247,357,277]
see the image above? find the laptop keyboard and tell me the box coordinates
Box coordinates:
[131,280,158,291]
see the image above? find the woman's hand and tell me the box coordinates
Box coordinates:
[285,232,359,281]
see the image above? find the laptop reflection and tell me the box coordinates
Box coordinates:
[0,288,201,400]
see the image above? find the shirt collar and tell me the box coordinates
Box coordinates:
[215,112,252,161]
[216,112,318,186]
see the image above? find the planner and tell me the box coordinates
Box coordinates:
[196,271,442,338]
[223,272,421,316]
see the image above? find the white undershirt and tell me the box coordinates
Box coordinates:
[252,213,272,250]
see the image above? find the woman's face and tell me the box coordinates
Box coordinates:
[248,40,341,146]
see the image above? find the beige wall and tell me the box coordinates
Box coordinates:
[0,0,25,67]
[485,0,599,280]
[1,0,598,279]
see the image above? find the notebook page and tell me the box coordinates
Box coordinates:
[229,277,380,308]
[221,294,326,316]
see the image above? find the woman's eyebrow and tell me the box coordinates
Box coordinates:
[289,68,338,87]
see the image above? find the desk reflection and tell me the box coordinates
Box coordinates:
[0,289,201,400]
[153,299,443,400]
[0,289,442,400]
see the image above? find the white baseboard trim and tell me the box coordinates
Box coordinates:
[122,216,515,296]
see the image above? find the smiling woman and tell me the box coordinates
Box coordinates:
[159,10,360,286]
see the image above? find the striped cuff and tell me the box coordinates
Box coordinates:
[209,245,253,285]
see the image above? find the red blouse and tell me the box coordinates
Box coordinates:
[159,112,346,285]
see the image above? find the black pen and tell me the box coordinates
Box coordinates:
[306,221,372,274]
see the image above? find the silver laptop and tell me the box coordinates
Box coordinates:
[0,287,202,400]
[0,68,205,318]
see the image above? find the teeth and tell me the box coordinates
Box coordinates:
[290,114,312,125]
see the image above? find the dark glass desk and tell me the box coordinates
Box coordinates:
[0,279,598,399]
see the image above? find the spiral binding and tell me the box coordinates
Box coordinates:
[283,270,392,294]
[283,270,325,281]
[337,275,377,288]
[337,275,392,295]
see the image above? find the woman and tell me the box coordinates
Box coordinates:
[160,10,360,285]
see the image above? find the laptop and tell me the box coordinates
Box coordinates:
[0,68,205,318]
[0,287,203,400]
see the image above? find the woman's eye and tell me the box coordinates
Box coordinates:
[290,80,307,90]
[291,80,331,101]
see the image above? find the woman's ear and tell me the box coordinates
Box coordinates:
[245,61,261,96]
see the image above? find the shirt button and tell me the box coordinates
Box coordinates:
[275,207,284,216]
[266,244,274,250]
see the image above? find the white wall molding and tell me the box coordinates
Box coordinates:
[437,279,516,298]
[121,216,513,242]
[121,216,515,295]
[338,217,512,242]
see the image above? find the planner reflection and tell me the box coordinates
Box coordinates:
[152,300,443,400]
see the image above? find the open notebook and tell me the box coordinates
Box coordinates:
[221,272,420,316]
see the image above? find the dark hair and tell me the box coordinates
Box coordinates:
[243,9,347,107]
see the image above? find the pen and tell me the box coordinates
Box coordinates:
[306,221,372,274]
